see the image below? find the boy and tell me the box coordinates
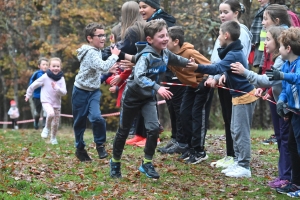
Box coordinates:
[266,27,300,195]
[109,19,189,179]
[72,22,121,162]
[159,26,214,165]
[28,57,49,130]
[187,21,258,178]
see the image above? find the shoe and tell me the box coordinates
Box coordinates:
[75,148,92,162]
[276,183,300,194]
[160,142,188,154]
[185,150,208,164]
[14,125,19,130]
[125,135,145,146]
[262,134,277,145]
[157,138,176,152]
[287,190,300,197]
[51,138,58,145]
[268,177,280,186]
[211,156,234,168]
[96,145,108,159]
[139,161,160,179]
[109,159,122,178]
[34,122,39,130]
[178,149,190,161]
[136,138,160,147]
[41,127,49,138]
[221,162,237,174]
[225,165,251,178]
[269,179,290,189]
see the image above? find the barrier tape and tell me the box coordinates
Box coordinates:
[0,100,166,124]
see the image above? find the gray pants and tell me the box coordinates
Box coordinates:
[231,101,256,169]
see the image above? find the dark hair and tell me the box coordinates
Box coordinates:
[220,20,240,41]
[279,27,300,56]
[168,26,184,47]
[269,0,285,5]
[38,57,48,66]
[84,22,105,43]
[222,0,245,19]
[267,26,286,61]
[265,4,291,27]
[144,19,167,38]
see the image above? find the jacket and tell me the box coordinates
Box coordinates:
[168,42,210,87]
[8,106,19,119]
[126,42,189,99]
[148,9,176,27]
[28,70,45,98]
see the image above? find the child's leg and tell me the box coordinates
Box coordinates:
[42,103,55,130]
[33,98,42,128]
[288,118,300,186]
[50,108,61,139]
[291,114,300,157]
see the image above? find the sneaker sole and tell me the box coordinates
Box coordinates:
[139,165,159,179]
[191,155,209,164]
[225,173,251,178]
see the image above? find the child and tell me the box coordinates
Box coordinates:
[159,26,213,164]
[28,57,49,129]
[187,21,258,178]
[7,100,20,130]
[25,57,67,145]
[72,22,121,162]
[109,19,189,179]
[265,27,300,196]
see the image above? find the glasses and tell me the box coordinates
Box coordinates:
[92,34,106,39]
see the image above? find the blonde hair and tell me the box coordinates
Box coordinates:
[49,57,62,67]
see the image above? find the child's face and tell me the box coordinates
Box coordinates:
[147,27,169,53]
[49,60,61,75]
[265,32,276,54]
[262,12,276,30]
[219,3,238,23]
[39,60,49,72]
[167,38,176,52]
[218,29,227,47]
[88,29,106,49]
[279,42,289,60]
[139,2,156,21]
[258,0,269,7]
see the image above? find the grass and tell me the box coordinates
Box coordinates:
[0,127,287,199]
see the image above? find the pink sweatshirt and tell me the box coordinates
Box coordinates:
[26,73,67,108]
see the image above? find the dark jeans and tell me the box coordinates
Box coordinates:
[11,119,17,128]
[218,87,234,157]
[72,86,106,149]
[180,86,214,151]
[269,100,291,180]
[33,97,42,125]
[113,88,160,160]
[289,114,300,185]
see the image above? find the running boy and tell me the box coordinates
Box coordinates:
[72,22,121,162]
[109,19,189,179]
[186,21,258,178]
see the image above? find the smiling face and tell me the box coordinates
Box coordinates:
[147,27,169,53]
[264,31,276,54]
[88,29,106,49]
[139,1,156,21]
[219,3,238,23]
[49,60,61,75]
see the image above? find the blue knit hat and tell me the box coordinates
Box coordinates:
[140,0,160,10]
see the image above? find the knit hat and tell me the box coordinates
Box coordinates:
[10,100,16,106]
[140,0,160,10]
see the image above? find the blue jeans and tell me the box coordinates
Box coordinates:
[72,86,106,149]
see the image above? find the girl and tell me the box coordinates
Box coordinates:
[7,100,20,130]
[207,0,252,170]
[25,57,67,145]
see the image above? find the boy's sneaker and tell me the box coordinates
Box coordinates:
[125,135,145,146]
[262,134,277,145]
[139,161,160,179]
[109,159,122,178]
[178,149,190,161]
[41,127,49,138]
[269,179,289,189]
[221,162,237,174]
[287,190,300,197]
[51,138,58,145]
[185,150,208,164]
[157,138,176,152]
[276,183,300,194]
[161,142,188,154]
[211,156,234,168]
[75,148,92,162]
[96,145,108,159]
[225,165,251,178]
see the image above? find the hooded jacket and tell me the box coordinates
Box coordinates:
[126,42,189,99]
[75,44,118,91]
[168,42,211,87]
[148,9,176,27]
[29,70,45,98]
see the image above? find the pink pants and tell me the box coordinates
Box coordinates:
[42,103,60,139]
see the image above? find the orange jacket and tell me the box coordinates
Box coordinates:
[168,42,211,88]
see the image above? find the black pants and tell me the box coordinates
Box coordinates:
[11,119,18,128]
[289,114,300,186]
[113,89,160,160]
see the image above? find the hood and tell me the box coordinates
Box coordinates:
[240,24,253,42]
[149,9,176,27]
[76,44,97,61]
[135,42,160,61]
[177,42,195,55]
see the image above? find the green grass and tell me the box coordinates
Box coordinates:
[0,128,287,199]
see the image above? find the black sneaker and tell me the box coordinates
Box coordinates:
[161,142,188,154]
[262,134,277,145]
[276,183,300,194]
[178,149,190,161]
[185,150,208,164]
[139,161,160,179]
[157,138,176,152]
[109,159,122,178]
[96,145,108,159]
[75,148,92,162]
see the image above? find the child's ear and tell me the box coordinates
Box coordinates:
[224,32,230,40]
[174,39,180,46]
[146,36,153,44]
[275,18,280,25]
[87,35,93,43]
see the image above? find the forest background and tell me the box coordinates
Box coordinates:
[0,0,299,131]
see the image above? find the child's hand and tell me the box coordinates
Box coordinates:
[25,97,29,102]
[119,60,134,70]
[111,46,121,56]
[218,74,226,86]
[262,93,270,100]
[184,62,198,72]
[231,62,245,75]
[109,86,117,93]
[51,82,56,89]
[110,75,121,86]
[157,86,173,100]
[205,77,217,88]
[109,63,119,74]
[255,88,263,97]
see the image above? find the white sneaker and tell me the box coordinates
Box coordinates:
[51,138,58,145]
[211,156,234,168]
[41,128,49,138]
[225,165,251,178]
[221,162,237,174]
